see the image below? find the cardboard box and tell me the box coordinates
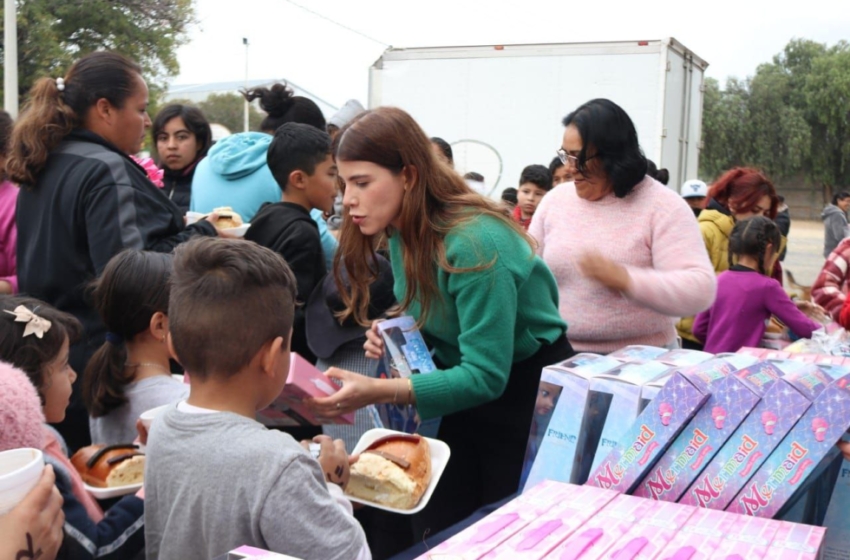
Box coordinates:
[707,516,780,559]
[765,522,826,560]
[634,361,784,502]
[523,355,622,489]
[372,316,439,435]
[420,480,577,559]
[679,365,832,510]
[596,500,696,559]
[609,346,668,363]
[257,353,354,427]
[727,373,850,518]
[541,494,656,560]
[588,361,673,474]
[819,436,850,560]
[519,368,572,490]
[651,508,735,560]
[587,368,712,494]
[481,485,618,559]
[227,546,302,559]
[657,349,715,368]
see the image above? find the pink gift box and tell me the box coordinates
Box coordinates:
[482,485,618,560]
[419,480,577,559]
[596,500,696,559]
[707,515,780,559]
[541,494,656,560]
[257,353,354,427]
[227,545,302,559]
[764,522,825,559]
[652,508,735,560]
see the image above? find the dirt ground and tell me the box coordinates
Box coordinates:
[783,219,827,287]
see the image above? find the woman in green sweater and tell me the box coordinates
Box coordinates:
[309,107,572,541]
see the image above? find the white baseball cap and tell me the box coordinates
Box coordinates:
[680,179,708,199]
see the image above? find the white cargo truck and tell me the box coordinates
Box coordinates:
[368,38,707,197]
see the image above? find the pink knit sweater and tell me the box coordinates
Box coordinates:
[529,176,716,353]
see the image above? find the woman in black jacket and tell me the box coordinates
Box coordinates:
[6,51,223,451]
[153,104,212,213]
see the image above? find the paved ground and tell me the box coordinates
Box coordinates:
[783,220,826,287]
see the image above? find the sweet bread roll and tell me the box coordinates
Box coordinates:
[70,444,145,488]
[208,207,243,229]
[346,434,431,509]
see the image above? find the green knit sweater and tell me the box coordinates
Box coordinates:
[389,214,567,420]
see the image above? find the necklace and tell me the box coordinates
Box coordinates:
[126,362,171,375]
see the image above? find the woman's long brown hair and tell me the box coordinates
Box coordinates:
[333,107,533,327]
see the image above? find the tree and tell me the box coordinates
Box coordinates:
[0,0,196,99]
[803,42,850,188]
[700,77,751,179]
[161,94,265,134]
[197,93,265,134]
[700,38,850,189]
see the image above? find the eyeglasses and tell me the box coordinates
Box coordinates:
[557,149,598,167]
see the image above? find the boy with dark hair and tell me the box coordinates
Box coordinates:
[144,237,369,560]
[245,122,338,363]
[514,164,553,230]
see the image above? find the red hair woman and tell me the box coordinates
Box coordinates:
[678,167,780,349]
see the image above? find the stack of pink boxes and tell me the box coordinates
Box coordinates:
[416,481,826,559]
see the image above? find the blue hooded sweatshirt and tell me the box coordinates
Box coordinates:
[190,132,337,267]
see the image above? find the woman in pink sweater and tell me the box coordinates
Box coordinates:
[0,110,17,294]
[529,99,716,354]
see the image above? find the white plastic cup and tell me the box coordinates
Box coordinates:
[139,404,170,432]
[0,448,44,515]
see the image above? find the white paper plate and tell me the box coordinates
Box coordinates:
[84,481,142,500]
[345,428,450,515]
[222,223,250,238]
[185,212,250,238]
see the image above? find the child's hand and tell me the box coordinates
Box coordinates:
[135,419,149,446]
[313,435,351,490]
[364,320,385,360]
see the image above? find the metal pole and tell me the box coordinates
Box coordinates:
[243,37,249,132]
[4,0,19,118]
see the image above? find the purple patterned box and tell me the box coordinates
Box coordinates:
[587,369,712,494]
[633,361,785,502]
[679,365,831,510]
[727,373,850,518]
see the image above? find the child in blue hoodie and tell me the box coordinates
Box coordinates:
[189,84,339,268]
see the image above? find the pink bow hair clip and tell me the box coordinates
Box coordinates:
[4,305,52,338]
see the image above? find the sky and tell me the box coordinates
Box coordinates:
[173,0,850,111]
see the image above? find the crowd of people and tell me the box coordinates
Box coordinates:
[0,49,844,560]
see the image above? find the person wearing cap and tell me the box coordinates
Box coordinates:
[680,179,707,218]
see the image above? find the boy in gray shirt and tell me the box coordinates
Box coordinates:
[144,237,370,560]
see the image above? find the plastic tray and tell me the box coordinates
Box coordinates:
[345,428,450,515]
[84,481,142,500]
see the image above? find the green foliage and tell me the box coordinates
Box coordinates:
[196,93,265,134]
[701,39,850,189]
[0,0,196,101]
[154,93,264,136]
